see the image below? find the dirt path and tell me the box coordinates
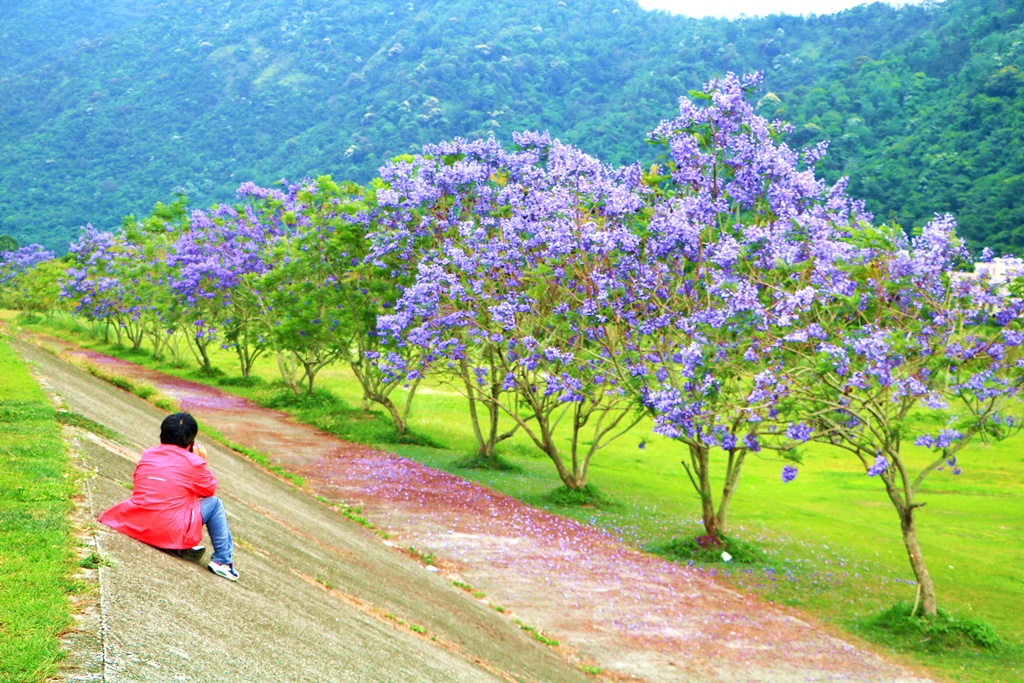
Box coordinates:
[26,332,932,682]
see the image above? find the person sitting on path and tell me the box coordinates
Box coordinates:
[99,412,240,581]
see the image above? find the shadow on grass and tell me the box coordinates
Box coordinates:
[215,375,265,388]
[454,454,523,472]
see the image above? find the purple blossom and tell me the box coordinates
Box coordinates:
[0,244,53,285]
[936,429,964,449]
[785,423,812,443]
[866,455,889,477]
[916,430,964,450]
[781,465,798,483]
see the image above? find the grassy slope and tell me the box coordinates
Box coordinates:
[0,332,77,683]
[28,314,1024,682]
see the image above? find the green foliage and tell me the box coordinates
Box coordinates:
[653,534,769,565]
[252,384,437,447]
[6,0,1024,254]
[83,364,151,397]
[0,260,66,314]
[152,397,176,412]
[405,546,436,566]
[860,602,1003,652]
[546,483,612,508]
[258,177,401,400]
[215,375,265,388]
[513,619,559,647]
[78,552,114,569]
[0,340,77,683]
[54,410,130,443]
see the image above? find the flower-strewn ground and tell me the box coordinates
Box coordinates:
[40,333,932,682]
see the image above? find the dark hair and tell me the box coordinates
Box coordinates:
[160,412,199,449]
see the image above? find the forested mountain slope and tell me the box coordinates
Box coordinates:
[2,0,1023,253]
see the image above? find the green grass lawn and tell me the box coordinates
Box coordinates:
[0,332,78,683]
[26,313,1024,682]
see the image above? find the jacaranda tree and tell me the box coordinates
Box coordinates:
[121,197,191,362]
[372,134,646,485]
[778,218,1024,616]
[63,226,145,347]
[0,244,59,314]
[567,73,869,539]
[168,184,285,376]
[259,176,420,431]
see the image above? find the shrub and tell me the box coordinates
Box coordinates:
[862,602,1002,651]
[653,534,768,565]
[547,484,612,508]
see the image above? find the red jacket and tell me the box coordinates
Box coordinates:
[99,443,217,549]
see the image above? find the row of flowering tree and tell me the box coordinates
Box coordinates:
[366,73,1024,615]
[367,74,867,534]
[60,180,420,433]
[45,72,1023,616]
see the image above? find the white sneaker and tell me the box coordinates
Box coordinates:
[208,561,239,582]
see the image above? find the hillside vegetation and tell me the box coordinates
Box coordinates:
[2,0,1024,252]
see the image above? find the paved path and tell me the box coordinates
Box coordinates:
[17,333,934,682]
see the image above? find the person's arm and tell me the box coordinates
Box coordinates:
[188,445,217,497]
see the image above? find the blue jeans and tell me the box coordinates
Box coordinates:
[200,496,234,565]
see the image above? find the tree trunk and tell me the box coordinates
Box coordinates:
[198,342,211,371]
[462,362,488,456]
[277,351,301,395]
[166,333,183,365]
[481,399,500,457]
[400,377,420,429]
[900,506,938,616]
[547,449,586,490]
[537,412,584,490]
[715,447,748,534]
[304,363,318,394]
[232,327,263,379]
[687,443,720,540]
[461,360,504,460]
[146,326,167,360]
[236,346,250,379]
[376,394,406,435]
[551,463,586,490]
[878,459,938,617]
[124,321,145,350]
